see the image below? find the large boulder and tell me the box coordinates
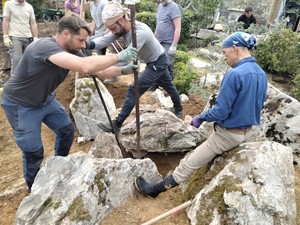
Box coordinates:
[90,108,202,158]
[14,153,161,225]
[70,78,116,140]
[186,141,296,225]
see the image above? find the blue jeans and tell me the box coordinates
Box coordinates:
[1,93,74,191]
[116,52,182,125]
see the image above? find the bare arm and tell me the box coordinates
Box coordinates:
[48,52,119,74]
[30,19,38,38]
[64,8,79,17]
[94,66,122,79]
[172,16,181,45]
[2,16,10,36]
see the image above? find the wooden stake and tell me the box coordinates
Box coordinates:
[127,2,141,159]
[141,200,194,225]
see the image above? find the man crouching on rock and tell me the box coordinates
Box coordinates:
[1,15,137,193]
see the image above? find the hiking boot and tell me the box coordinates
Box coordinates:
[135,175,178,198]
[97,119,121,136]
[165,107,183,119]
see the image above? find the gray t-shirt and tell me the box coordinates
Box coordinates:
[155,1,181,44]
[93,21,164,63]
[90,0,108,36]
[3,37,82,107]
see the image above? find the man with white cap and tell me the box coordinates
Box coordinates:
[135,32,268,199]
[89,1,183,135]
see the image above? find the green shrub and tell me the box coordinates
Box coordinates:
[180,8,197,42]
[177,44,188,52]
[254,29,300,77]
[174,50,190,64]
[136,11,156,32]
[28,0,46,20]
[173,51,198,94]
[135,0,157,13]
[292,73,300,101]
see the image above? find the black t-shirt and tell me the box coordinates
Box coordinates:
[237,14,256,29]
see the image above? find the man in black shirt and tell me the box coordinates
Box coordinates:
[238,7,256,30]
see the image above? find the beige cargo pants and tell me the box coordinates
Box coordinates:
[173,124,252,184]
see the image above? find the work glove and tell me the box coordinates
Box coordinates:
[117,47,137,62]
[191,116,203,128]
[121,63,139,75]
[168,44,177,56]
[3,35,12,48]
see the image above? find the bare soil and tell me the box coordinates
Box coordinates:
[0,22,299,225]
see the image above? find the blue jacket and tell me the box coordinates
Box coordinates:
[197,56,268,129]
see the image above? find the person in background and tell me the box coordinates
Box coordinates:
[1,15,137,193]
[237,6,256,30]
[150,0,181,91]
[135,32,268,198]
[89,0,108,55]
[157,0,181,78]
[88,0,120,84]
[89,1,183,135]
[2,0,38,76]
[64,0,81,17]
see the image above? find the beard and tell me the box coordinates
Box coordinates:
[115,26,127,37]
[65,39,80,54]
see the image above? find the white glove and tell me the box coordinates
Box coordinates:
[168,44,177,55]
[3,35,12,48]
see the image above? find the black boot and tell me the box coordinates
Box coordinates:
[135,174,178,198]
[97,119,121,136]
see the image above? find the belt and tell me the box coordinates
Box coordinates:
[215,123,251,134]
[147,52,166,65]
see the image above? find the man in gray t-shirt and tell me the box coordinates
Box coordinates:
[90,1,183,135]
[155,0,181,80]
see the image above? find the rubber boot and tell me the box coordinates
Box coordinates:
[135,174,178,198]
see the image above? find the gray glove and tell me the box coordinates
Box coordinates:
[117,47,137,62]
[121,63,139,75]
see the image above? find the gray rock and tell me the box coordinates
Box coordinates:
[70,78,116,140]
[14,153,161,225]
[187,141,296,225]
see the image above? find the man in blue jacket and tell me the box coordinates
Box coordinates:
[135,32,268,198]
